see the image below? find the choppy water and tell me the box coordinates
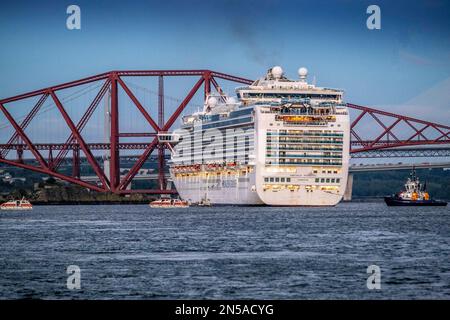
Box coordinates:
[0,202,449,299]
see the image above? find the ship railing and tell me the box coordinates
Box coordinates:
[265,161,343,166]
[266,154,343,159]
[267,139,343,144]
[266,133,344,137]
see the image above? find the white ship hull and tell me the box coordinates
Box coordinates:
[171,169,263,205]
[171,169,347,206]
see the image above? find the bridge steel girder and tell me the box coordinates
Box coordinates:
[0,71,449,194]
[350,147,450,158]
[347,103,450,152]
[0,70,251,194]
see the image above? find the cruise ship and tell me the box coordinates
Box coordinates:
[169,66,350,206]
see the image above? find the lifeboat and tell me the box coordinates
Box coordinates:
[206,163,221,171]
[0,198,33,210]
[149,198,190,208]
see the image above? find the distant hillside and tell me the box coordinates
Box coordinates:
[352,168,450,200]
[1,164,449,202]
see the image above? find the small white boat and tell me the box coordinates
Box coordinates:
[0,198,33,210]
[149,198,189,208]
[198,196,211,207]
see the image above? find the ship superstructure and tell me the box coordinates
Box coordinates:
[169,66,350,206]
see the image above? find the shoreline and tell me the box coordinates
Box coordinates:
[30,198,386,205]
[30,200,152,205]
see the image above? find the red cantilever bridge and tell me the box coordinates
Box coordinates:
[0,70,449,194]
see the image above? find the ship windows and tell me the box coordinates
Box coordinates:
[321,178,325,183]
[229,108,253,118]
[315,178,319,183]
[336,178,340,183]
[326,178,330,183]
[331,178,335,183]
[265,177,293,184]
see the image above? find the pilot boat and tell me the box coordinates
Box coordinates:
[0,198,33,210]
[149,198,190,208]
[384,168,447,206]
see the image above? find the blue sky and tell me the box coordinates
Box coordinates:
[0,0,449,123]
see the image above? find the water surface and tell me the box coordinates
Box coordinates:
[0,203,449,299]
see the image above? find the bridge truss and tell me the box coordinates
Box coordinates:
[0,70,449,194]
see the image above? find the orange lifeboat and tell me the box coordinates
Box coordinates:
[0,198,33,210]
[149,198,189,208]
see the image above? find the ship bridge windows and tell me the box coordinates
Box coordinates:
[202,116,253,130]
[229,108,254,118]
[264,177,291,183]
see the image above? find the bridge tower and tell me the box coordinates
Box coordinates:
[104,87,111,183]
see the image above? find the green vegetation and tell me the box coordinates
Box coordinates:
[353,168,450,200]
[1,163,449,202]
[0,164,159,203]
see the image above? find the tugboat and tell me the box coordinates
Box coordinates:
[384,168,447,206]
[149,198,190,208]
[0,197,33,210]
